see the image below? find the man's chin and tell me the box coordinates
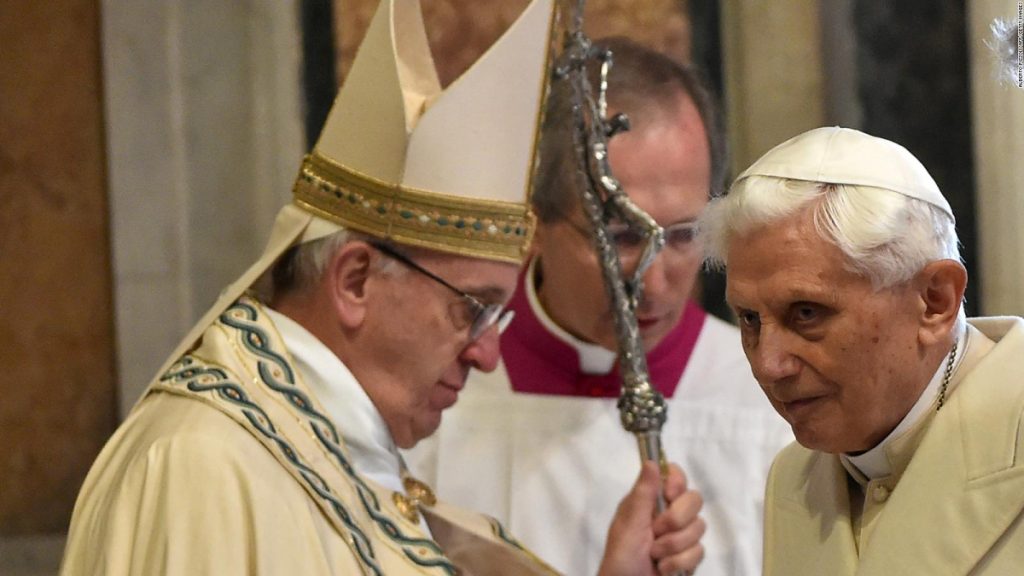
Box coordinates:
[792,426,857,455]
[594,328,666,353]
[407,415,443,447]
[640,326,672,352]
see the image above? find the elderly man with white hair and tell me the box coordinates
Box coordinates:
[700,127,1024,575]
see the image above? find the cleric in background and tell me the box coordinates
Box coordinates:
[406,37,792,576]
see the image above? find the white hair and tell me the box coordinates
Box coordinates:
[701,176,966,329]
[252,229,405,302]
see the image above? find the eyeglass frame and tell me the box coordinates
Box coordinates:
[564,218,700,254]
[367,240,514,341]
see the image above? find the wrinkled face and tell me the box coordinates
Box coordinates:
[360,252,518,448]
[725,209,931,454]
[535,94,710,351]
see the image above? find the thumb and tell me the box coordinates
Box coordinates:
[619,461,661,526]
[599,461,663,576]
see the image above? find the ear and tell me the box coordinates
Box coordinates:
[527,220,549,259]
[915,259,967,347]
[324,241,375,329]
[526,238,542,259]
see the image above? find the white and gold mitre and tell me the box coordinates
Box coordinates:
[294,0,557,263]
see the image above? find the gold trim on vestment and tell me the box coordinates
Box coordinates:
[293,153,535,263]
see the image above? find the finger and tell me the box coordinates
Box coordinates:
[656,543,705,576]
[650,516,706,560]
[652,489,703,536]
[621,460,662,521]
[661,463,688,502]
[637,459,662,495]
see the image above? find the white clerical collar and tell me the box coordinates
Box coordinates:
[264,307,404,494]
[843,324,969,479]
[527,258,617,374]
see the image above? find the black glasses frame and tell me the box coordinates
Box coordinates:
[368,241,512,341]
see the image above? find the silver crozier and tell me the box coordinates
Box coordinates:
[553,0,671,509]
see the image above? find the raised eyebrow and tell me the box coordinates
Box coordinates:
[730,303,755,316]
[785,289,839,307]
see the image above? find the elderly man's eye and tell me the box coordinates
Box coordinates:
[791,304,823,324]
[737,310,760,329]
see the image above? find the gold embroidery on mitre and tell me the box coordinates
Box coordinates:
[293,153,535,263]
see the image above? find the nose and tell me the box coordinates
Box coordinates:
[749,325,801,382]
[638,253,671,304]
[458,325,502,372]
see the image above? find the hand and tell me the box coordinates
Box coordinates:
[597,461,705,576]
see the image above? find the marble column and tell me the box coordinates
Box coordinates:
[719,0,827,174]
[102,0,305,415]
[967,0,1024,316]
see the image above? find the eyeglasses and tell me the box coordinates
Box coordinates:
[567,219,699,255]
[609,221,698,251]
[368,241,514,342]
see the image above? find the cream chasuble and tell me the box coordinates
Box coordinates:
[763,317,1024,576]
[61,296,558,576]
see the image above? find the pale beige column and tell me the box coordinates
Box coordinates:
[967,0,1024,316]
[720,0,827,173]
[103,0,304,415]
